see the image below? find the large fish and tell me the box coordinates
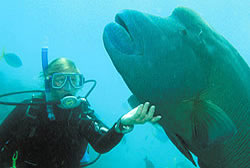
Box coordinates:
[103,7,250,168]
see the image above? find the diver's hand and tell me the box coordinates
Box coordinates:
[121,102,161,125]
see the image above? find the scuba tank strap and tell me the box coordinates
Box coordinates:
[25,105,37,120]
[25,95,45,119]
[24,93,45,119]
[22,97,46,138]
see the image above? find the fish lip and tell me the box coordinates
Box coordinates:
[104,11,141,56]
[104,11,144,56]
[115,13,133,40]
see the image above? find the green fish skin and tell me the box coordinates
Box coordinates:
[103,7,250,168]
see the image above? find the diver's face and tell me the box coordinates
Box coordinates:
[51,81,79,100]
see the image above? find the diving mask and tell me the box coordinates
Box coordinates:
[49,73,85,89]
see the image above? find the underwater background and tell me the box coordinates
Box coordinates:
[0,0,249,168]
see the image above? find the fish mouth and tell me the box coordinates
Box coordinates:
[103,11,142,56]
[115,14,133,41]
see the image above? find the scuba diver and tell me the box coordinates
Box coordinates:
[0,49,161,168]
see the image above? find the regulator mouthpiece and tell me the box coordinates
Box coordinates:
[59,96,81,109]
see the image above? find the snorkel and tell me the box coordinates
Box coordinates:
[42,47,49,93]
[42,47,56,120]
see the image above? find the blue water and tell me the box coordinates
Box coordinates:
[0,0,249,168]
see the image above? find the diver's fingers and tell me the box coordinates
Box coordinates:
[137,102,150,121]
[142,105,155,121]
[151,115,162,123]
[121,104,143,125]
[137,106,155,123]
[136,103,155,124]
[131,104,143,120]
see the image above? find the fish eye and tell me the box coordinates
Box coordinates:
[181,29,187,36]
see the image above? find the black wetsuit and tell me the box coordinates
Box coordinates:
[0,99,123,168]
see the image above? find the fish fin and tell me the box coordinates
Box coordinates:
[127,95,141,108]
[167,131,197,167]
[0,49,4,60]
[192,99,237,148]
